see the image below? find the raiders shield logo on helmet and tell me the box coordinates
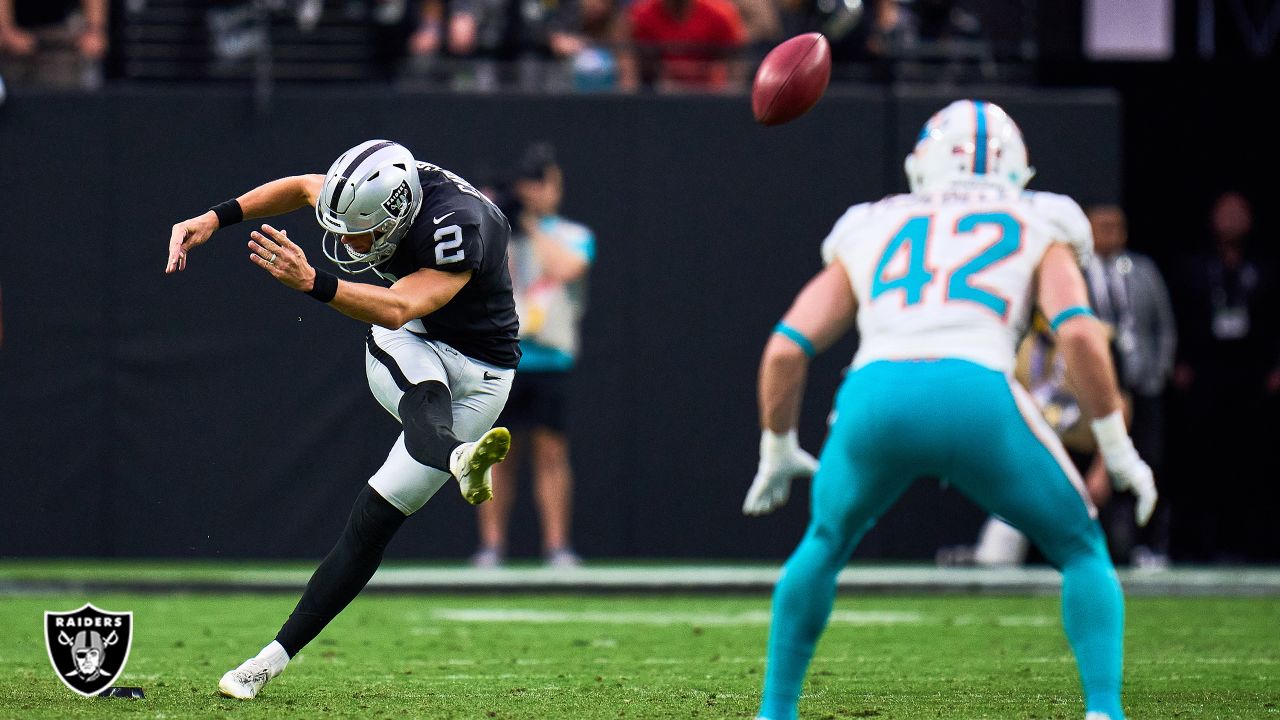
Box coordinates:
[382,180,412,218]
[44,603,134,697]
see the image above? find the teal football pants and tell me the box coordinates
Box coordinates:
[759,359,1124,720]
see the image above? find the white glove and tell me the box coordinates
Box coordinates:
[1091,410,1158,527]
[743,430,818,516]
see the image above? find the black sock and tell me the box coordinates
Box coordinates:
[274,485,407,656]
[399,381,463,471]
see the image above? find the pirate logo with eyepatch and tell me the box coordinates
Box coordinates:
[44,603,133,696]
[383,180,412,218]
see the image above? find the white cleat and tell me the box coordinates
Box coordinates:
[545,548,583,569]
[1085,713,1115,720]
[451,427,510,505]
[218,657,273,700]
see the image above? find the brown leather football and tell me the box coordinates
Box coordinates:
[751,33,832,126]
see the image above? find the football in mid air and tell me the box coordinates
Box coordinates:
[751,33,832,126]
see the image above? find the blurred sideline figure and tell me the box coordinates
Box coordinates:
[474,142,595,569]
[1171,191,1280,562]
[742,99,1156,720]
[1084,204,1176,568]
[0,0,107,90]
[165,140,520,700]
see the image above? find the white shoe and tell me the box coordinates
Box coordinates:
[1085,713,1115,720]
[1131,545,1171,571]
[469,546,504,569]
[218,657,274,700]
[546,548,583,569]
[451,427,511,505]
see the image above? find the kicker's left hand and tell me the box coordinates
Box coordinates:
[250,224,317,292]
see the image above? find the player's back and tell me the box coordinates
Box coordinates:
[822,185,1092,375]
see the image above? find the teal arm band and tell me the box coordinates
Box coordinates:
[774,322,816,358]
[1049,305,1096,332]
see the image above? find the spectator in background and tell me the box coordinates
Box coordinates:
[780,0,986,81]
[406,0,491,88]
[619,0,747,91]
[473,142,595,568]
[1171,191,1280,562]
[776,0,908,81]
[409,0,600,90]
[544,0,624,91]
[732,0,780,48]
[408,0,445,57]
[407,0,518,89]
[0,0,107,90]
[1084,205,1177,568]
[909,0,983,45]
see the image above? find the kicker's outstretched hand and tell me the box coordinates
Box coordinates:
[166,212,219,273]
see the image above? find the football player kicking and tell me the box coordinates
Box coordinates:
[165,140,520,699]
[743,100,1157,720]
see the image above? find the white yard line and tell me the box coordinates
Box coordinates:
[427,608,926,625]
[424,607,1062,628]
[7,564,1280,596]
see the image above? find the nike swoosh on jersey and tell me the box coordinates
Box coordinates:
[433,212,456,224]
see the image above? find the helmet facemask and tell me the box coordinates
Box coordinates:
[315,140,423,274]
[320,215,408,274]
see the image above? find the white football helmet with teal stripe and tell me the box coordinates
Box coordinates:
[904,99,1035,194]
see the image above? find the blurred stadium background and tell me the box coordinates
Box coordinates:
[1,0,1278,716]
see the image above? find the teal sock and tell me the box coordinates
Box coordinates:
[1060,526,1126,720]
[758,529,848,720]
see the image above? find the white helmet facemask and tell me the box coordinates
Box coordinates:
[904,99,1035,195]
[316,140,423,274]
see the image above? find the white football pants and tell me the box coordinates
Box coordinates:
[364,326,514,515]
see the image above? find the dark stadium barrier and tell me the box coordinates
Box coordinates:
[0,86,1121,560]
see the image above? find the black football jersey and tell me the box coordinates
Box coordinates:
[372,163,521,368]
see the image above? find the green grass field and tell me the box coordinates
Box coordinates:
[0,591,1276,719]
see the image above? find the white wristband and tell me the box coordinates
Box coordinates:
[1090,410,1137,468]
[760,429,799,461]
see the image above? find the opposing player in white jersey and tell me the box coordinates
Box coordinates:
[743,99,1157,720]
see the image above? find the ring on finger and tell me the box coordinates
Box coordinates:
[268,253,277,265]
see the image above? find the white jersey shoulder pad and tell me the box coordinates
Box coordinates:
[820,195,911,266]
[1023,191,1094,266]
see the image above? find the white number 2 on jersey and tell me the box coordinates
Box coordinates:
[434,224,465,265]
